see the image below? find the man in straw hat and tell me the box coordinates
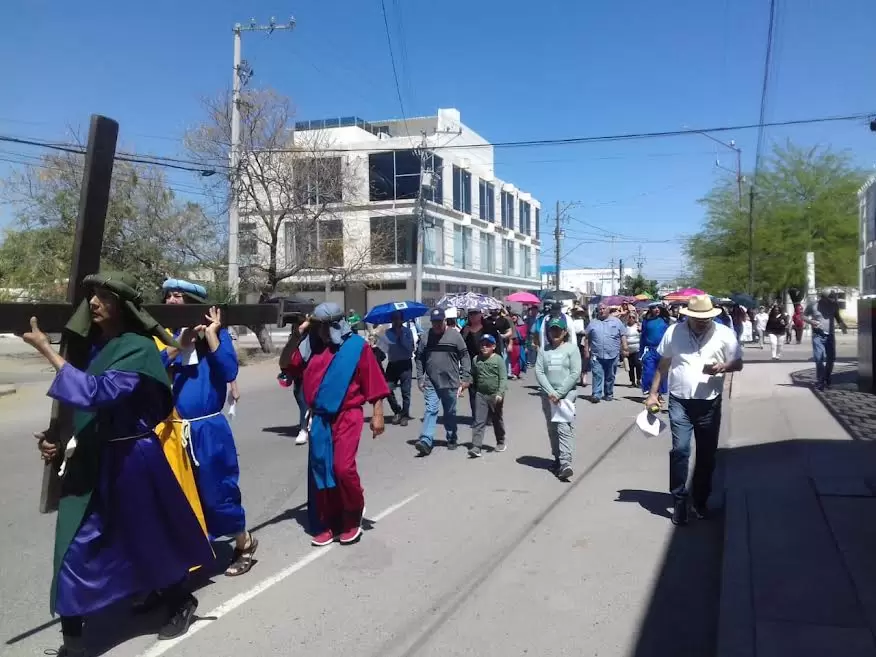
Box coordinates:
[644,294,743,526]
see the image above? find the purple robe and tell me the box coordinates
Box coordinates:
[49,364,214,617]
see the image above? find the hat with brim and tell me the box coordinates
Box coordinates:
[65,271,179,347]
[547,316,567,330]
[679,294,722,319]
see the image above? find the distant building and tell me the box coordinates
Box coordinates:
[540,266,619,297]
[241,108,541,311]
[860,175,876,299]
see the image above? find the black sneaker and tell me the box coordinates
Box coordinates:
[467,446,482,458]
[692,503,710,520]
[672,500,689,526]
[557,465,573,481]
[132,589,164,615]
[389,414,401,425]
[56,637,87,657]
[399,415,409,427]
[447,440,458,451]
[414,440,432,456]
[495,441,507,453]
[158,594,198,640]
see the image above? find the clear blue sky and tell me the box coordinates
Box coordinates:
[2,0,874,282]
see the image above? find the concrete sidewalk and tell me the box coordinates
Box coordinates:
[718,353,876,656]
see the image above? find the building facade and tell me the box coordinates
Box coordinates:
[241,108,541,311]
[539,266,619,298]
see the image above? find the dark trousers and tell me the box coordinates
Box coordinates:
[384,360,412,417]
[471,391,505,447]
[668,395,722,505]
[627,352,642,386]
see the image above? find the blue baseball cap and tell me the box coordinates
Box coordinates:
[480,334,497,344]
[430,308,446,321]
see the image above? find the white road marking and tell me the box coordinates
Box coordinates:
[139,491,422,657]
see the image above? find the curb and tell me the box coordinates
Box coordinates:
[0,384,17,398]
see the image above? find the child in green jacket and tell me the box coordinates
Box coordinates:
[468,334,508,457]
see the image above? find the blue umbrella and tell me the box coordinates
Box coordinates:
[364,300,429,325]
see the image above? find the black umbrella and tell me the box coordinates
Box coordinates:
[729,293,757,308]
[540,289,577,301]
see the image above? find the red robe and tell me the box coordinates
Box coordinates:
[284,342,389,529]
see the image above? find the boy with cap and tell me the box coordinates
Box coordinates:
[468,334,508,457]
[414,308,472,456]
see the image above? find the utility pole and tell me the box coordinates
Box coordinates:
[634,245,645,274]
[554,200,562,291]
[414,133,429,303]
[748,187,755,294]
[618,258,624,292]
[228,17,295,301]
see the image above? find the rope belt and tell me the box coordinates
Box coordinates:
[172,411,223,467]
[58,430,153,477]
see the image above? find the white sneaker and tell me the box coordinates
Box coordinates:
[295,430,309,445]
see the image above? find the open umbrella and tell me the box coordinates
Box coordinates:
[662,287,706,302]
[506,291,541,304]
[436,292,503,312]
[364,300,429,325]
[634,293,653,300]
[729,293,757,309]
[540,289,577,302]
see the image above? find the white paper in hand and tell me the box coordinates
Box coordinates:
[178,329,199,366]
[550,398,576,423]
[227,400,237,419]
[636,408,666,438]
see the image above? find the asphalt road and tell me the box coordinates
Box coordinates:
[7,342,824,656]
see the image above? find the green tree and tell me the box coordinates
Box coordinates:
[0,151,223,301]
[687,142,864,298]
[619,273,660,298]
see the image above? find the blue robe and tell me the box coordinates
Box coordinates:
[162,329,243,539]
[640,316,670,395]
[49,363,212,616]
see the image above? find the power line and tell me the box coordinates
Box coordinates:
[379,0,410,138]
[0,134,218,175]
[305,111,874,154]
[748,0,779,294]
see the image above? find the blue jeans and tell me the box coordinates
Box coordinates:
[812,332,836,386]
[420,383,458,446]
[519,344,528,373]
[591,356,618,399]
[668,395,722,505]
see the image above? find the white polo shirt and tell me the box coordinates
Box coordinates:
[657,321,742,400]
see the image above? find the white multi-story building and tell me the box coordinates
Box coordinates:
[247,108,541,310]
[539,266,619,298]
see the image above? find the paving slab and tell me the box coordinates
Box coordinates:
[756,620,876,657]
[749,480,864,627]
[822,496,876,642]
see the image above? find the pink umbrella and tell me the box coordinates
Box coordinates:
[506,291,541,304]
[662,287,706,302]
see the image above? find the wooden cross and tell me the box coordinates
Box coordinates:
[0,115,310,513]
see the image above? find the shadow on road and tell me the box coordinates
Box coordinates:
[515,455,555,471]
[788,365,876,441]
[629,507,724,657]
[262,424,303,438]
[615,489,673,519]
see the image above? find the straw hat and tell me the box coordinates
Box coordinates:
[679,294,721,319]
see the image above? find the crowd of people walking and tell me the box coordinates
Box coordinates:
[17,270,852,656]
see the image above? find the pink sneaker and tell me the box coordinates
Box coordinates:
[339,507,365,545]
[310,528,336,547]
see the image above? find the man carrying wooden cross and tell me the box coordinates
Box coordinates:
[22,272,214,656]
[158,278,258,576]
